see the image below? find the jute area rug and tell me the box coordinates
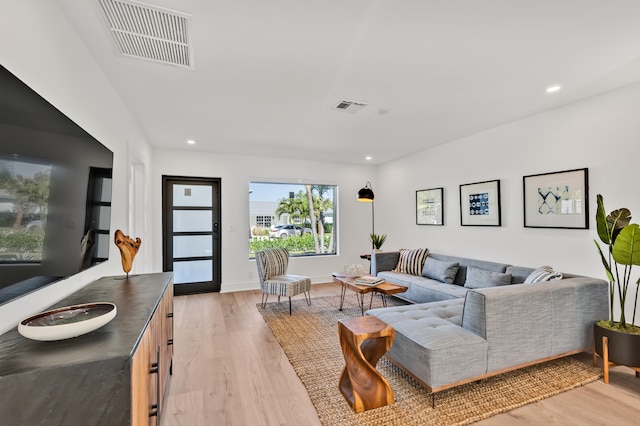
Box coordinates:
[257,295,602,426]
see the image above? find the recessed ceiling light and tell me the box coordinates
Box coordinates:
[546,85,562,93]
[365,156,372,161]
[187,139,195,145]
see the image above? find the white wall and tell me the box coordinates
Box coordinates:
[151,149,376,292]
[0,2,154,334]
[3,2,639,333]
[375,83,640,324]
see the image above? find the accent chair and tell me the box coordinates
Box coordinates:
[256,247,311,314]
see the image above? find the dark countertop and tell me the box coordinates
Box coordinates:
[0,272,173,425]
[0,272,172,375]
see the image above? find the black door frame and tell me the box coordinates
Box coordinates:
[162,175,222,295]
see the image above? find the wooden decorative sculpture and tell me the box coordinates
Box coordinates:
[338,316,395,412]
[114,229,141,277]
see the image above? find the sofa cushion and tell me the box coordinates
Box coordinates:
[410,277,469,302]
[422,257,459,284]
[367,298,465,325]
[524,266,563,283]
[505,266,535,284]
[427,253,509,285]
[464,266,512,289]
[368,299,487,390]
[393,248,429,275]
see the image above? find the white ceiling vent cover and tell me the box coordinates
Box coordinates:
[98,0,194,69]
[335,99,368,113]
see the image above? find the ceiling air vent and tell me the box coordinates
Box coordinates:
[98,0,194,69]
[335,99,368,113]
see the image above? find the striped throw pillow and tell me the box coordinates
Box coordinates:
[393,248,429,275]
[524,265,563,284]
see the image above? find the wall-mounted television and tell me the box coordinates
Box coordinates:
[0,65,113,304]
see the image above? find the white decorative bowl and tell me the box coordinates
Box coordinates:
[18,302,117,341]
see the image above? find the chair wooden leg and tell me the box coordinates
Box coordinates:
[289,297,292,315]
[261,293,269,308]
[304,290,312,306]
[603,336,609,384]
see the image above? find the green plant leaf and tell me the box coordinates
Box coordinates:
[369,233,387,249]
[612,223,640,266]
[608,208,632,244]
[595,194,611,244]
[594,240,614,282]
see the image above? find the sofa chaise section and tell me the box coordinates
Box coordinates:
[368,298,488,391]
[368,274,608,393]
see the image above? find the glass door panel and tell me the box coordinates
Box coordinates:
[173,210,213,232]
[173,260,213,285]
[173,235,212,258]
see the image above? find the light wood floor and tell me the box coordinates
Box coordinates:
[161,283,640,426]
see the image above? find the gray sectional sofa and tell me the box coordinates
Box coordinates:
[366,251,608,394]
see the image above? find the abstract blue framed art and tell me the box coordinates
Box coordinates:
[523,168,589,229]
[459,179,501,226]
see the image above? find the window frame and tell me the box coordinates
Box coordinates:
[248,181,337,259]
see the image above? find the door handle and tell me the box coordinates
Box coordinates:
[213,223,219,233]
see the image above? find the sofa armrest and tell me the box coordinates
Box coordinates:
[371,251,400,275]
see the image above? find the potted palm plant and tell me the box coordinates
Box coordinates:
[593,194,640,372]
[369,233,387,251]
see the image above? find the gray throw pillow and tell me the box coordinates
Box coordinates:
[464,266,512,289]
[422,257,459,284]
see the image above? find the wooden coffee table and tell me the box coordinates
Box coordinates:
[333,275,408,315]
[338,315,395,412]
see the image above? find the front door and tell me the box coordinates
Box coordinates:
[162,176,221,295]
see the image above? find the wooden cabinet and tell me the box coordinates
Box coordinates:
[132,284,174,425]
[0,272,173,425]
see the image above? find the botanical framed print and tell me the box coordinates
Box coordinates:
[416,187,444,225]
[459,179,501,226]
[523,168,589,229]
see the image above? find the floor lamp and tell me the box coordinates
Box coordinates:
[357,182,375,249]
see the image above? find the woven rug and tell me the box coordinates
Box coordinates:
[257,295,602,426]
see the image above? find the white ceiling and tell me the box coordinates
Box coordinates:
[57,0,640,165]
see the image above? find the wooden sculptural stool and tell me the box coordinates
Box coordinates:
[338,316,395,412]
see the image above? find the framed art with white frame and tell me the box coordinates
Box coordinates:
[416,187,444,225]
[523,168,589,229]
[459,179,501,226]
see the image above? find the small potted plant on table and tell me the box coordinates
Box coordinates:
[593,194,640,382]
[369,233,387,251]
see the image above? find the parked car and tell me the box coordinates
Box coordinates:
[269,224,312,239]
[25,220,43,232]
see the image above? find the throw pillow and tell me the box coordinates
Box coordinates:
[524,266,563,283]
[393,248,429,275]
[422,257,459,284]
[464,266,512,289]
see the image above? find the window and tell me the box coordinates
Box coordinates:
[256,215,272,227]
[249,182,336,258]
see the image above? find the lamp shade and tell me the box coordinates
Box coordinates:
[357,183,374,202]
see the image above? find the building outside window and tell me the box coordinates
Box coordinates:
[256,215,272,228]
[249,182,336,258]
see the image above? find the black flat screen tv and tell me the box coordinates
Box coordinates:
[0,65,113,304]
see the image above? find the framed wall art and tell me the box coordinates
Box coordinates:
[416,187,444,225]
[523,168,589,229]
[459,179,501,226]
